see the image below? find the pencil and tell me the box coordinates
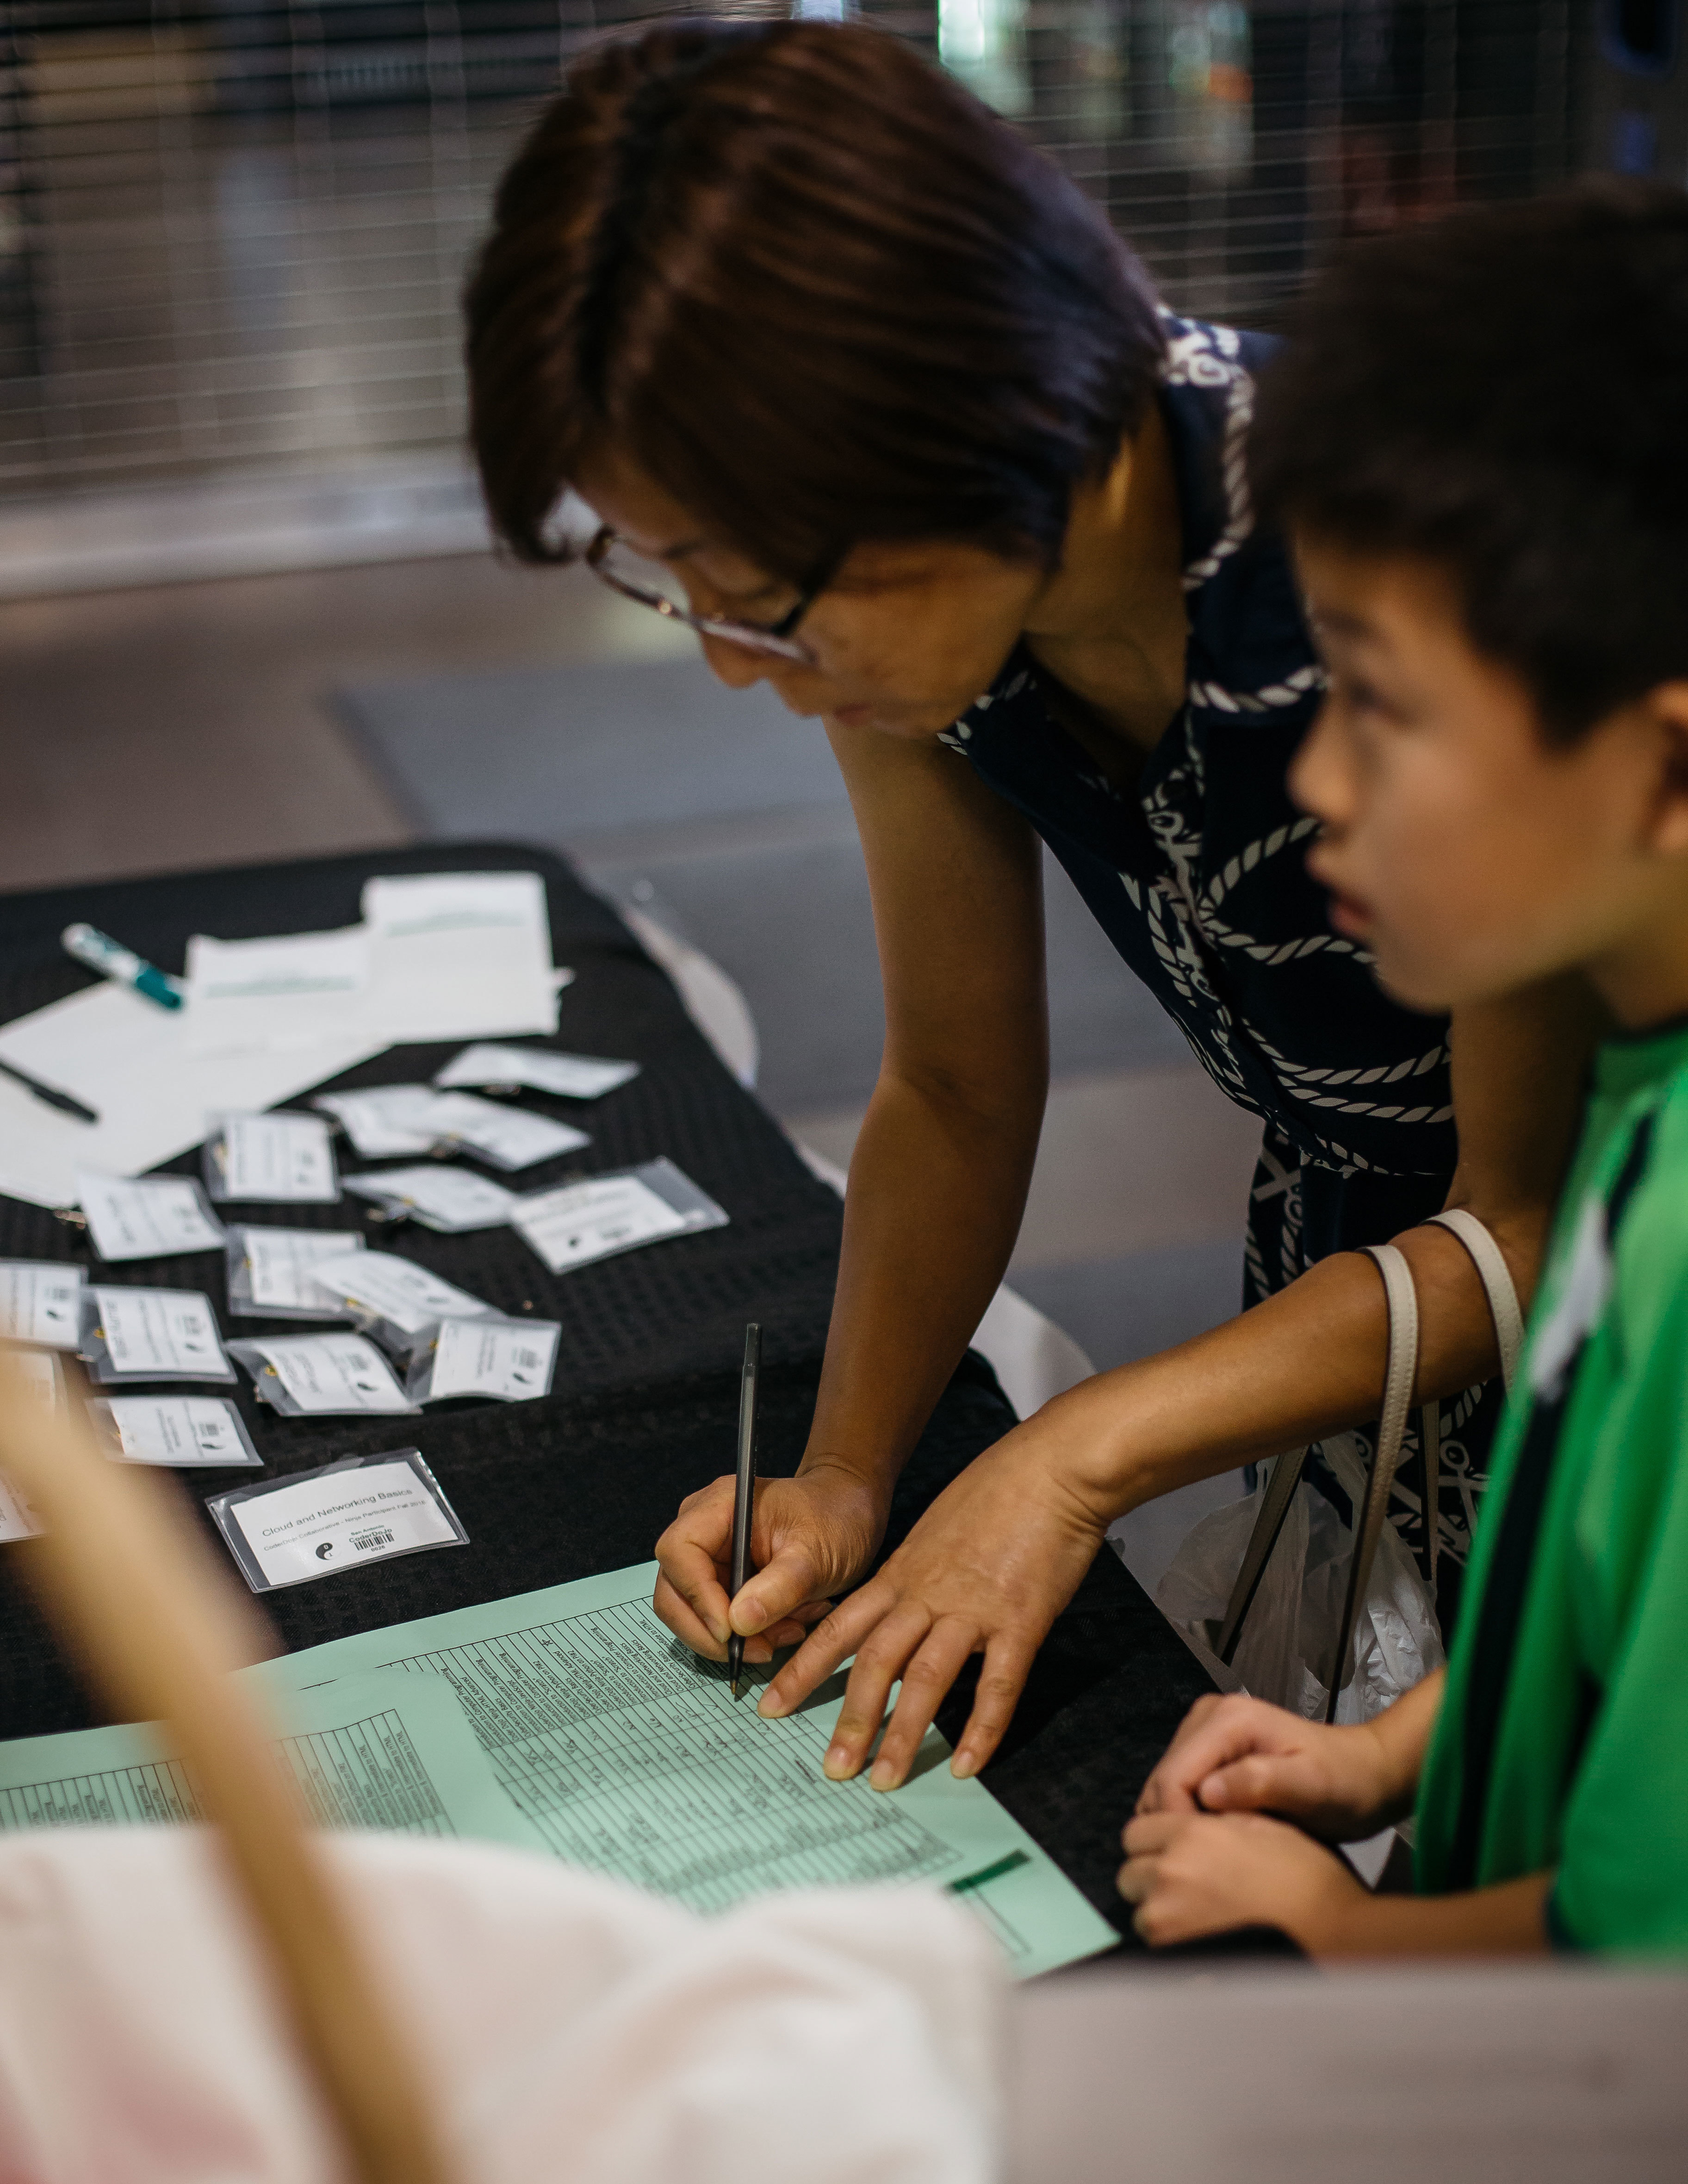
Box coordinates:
[727,1321,761,1699]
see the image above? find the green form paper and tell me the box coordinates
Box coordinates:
[251,1560,1118,1979]
[0,1668,545,1853]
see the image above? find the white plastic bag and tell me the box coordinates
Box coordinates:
[1155,1430,1444,1724]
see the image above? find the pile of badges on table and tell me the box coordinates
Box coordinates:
[0,1037,731,1586]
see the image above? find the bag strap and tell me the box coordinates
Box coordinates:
[1428,1207,1525,1390]
[1417,1210,1523,1596]
[1324,1243,1421,1720]
[1212,1211,1523,1694]
[1325,1213,1524,1718]
[1212,1240,1423,1672]
[1211,1438,1308,1664]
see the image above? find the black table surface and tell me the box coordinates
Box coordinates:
[0,841,1214,1951]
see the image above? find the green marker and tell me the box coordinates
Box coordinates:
[62,923,185,1011]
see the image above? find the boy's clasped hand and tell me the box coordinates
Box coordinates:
[1119,1687,1431,1951]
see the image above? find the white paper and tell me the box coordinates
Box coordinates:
[360,873,558,1046]
[78,1174,224,1263]
[341,1168,517,1232]
[172,874,557,1061]
[313,1085,441,1158]
[0,982,383,1212]
[211,1112,338,1203]
[183,927,373,1055]
[514,1174,693,1274]
[237,1227,366,1312]
[223,1456,459,1586]
[0,1262,85,1349]
[88,1288,233,1381]
[423,1093,588,1171]
[423,1318,560,1403]
[94,1396,258,1467]
[306,1251,495,1337]
[434,1045,640,1101]
[236,1334,416,1415]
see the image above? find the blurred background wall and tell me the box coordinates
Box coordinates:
[0,0,1628,581]
[0,0,1676,1385]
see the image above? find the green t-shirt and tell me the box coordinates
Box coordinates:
[1415,1016,1688,1953]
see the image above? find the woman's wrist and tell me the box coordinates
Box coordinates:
[1015,1370,1193,1528]
[795,1444,901,1511]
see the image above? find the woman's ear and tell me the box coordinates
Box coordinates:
[1643,683,1688,859]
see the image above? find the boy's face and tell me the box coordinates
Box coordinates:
[1290,539,1688,1022]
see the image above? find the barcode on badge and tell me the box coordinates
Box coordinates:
[349,1528,395,1553]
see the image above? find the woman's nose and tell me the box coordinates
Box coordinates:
[698,634,770,691]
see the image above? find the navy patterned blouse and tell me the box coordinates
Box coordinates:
[942,314,1498,1615]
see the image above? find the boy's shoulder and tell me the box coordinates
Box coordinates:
[1606,1041,1688,1335]
[1530,1033,1688,1399]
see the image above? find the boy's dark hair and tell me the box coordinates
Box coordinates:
[464,18,1163,585]
[1250,182,1688,742]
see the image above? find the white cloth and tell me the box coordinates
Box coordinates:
[0,1829,1004,2184]
[621,904,760,1090]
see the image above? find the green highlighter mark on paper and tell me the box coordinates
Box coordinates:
[249,1560,1117,1980]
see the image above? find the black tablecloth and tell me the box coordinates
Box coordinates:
[0,841,1214,1949]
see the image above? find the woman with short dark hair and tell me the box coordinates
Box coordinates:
[465,18,1591,1792]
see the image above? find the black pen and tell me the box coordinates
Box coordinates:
[0,1055,99,1126]
[727,1321,761,1699]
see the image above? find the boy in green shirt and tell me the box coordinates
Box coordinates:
[1118,182,1688,1956]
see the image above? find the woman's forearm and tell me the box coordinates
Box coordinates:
[1030,982,1587,1524]
[800,1066,1043,1495]
[1035,1209,1547,1525]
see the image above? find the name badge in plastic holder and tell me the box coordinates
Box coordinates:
[81,1287,236,1384]
[228,1333,418,1416]
[90,1395,261,1468]
[513,1158,728,1275]
[204,1112,339,1205]
[313,1085,441,1159]
[434,1045,640,1101]
[422,1093,589,1172]
[206,1450,467,1593]
[76,1173,226,1263]
[225,1227,366,1318]
[304,1250,497,1360]
[341,1167,517,1235]
[408,1316,560,1404]
[0,1261,85,1349]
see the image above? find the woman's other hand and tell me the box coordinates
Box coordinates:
[753,1427,1109,1786]
[653,1460,888,1664]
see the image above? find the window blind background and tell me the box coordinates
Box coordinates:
[0,3,1588,519]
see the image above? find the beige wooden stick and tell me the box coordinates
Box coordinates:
[0,1347,454,2184]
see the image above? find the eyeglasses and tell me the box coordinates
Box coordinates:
[584,525,830,665]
